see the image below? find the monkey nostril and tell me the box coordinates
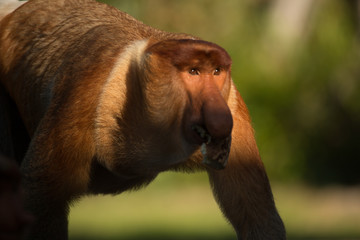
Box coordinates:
[191,125,211,144]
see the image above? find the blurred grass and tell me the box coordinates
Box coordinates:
[96,0,360,184]
[69,172,360,240]
[69,172,235,240]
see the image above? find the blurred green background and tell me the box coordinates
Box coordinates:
[69,0,360,239]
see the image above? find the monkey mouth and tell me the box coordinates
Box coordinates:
[192,125,211,144]
[192,125,231,170]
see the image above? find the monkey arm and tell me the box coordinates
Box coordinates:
[207,85,286,240]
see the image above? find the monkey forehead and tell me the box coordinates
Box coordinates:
[146,39,232,71]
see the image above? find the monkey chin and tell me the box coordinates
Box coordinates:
[191,124,231,170]
[200,135,231,170]
[200,136,231,170]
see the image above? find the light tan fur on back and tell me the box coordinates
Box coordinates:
[95,39,149,170]
[0,0,25,20]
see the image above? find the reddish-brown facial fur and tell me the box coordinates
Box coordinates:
[0,1,285,240]
[147,40,233,145]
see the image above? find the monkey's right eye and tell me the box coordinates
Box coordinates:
[189,68,200,75]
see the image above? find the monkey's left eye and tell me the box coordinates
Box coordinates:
[214,68,221,75]
[189,68,200,75]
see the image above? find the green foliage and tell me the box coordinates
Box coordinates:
[99,0,360,184]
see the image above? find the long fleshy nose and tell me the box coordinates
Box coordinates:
[202,91,233,141]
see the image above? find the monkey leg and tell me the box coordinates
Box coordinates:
[20,118,93,240]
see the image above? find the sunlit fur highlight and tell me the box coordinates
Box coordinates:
[95,39,149,170]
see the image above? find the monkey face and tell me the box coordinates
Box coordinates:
[146,39,233,170]
[95,39,234,175]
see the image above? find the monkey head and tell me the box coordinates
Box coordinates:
[96,39,233,175]
[145,39,233,170]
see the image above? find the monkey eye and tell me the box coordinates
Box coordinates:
[189,68,200,75]
[214,68,221,75]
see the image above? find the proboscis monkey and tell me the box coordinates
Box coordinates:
[0,0,286,239]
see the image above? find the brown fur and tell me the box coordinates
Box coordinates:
[0,0,285,239]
